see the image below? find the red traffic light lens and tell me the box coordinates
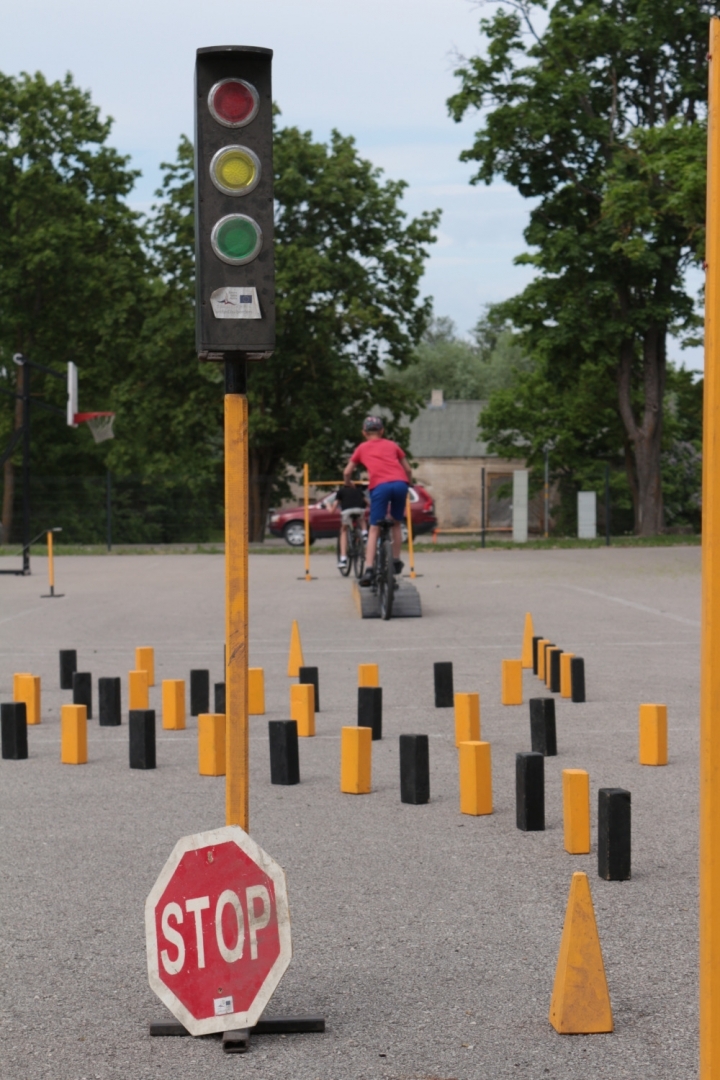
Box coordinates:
[208,79,259,128]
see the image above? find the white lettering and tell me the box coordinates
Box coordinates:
[160,902,185,975]
[215,889,245,963]
[185,895,210,969]
[246,885,271,960]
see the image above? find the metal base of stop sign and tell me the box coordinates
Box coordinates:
[146,825,295,1037]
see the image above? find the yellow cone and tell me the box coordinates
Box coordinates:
[549,872,613,1034]
[521,612,534,668]
[287,619,304,677]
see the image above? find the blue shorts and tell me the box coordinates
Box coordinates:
[369,481,409,525]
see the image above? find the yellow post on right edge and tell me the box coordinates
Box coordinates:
[14,673,41,725]
[290,683,315,737]
[61,704,87,764]
[249,667,265,715]
[639,703,668,765]
[560,652,575,698]
[563,769,590,854]
[501,659,523,705]
[454,692,480,746]
[459,741,492,815]
[358,663,379,687]
[521,612,534,668]
[340,726,372,793]
[198,713,226,776]
[162,679,186,730]
[129,669,149,711]
[135,646,155,686]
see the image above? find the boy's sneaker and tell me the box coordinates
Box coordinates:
[359,566,375,587]
[393,559,404,574]
[338,556,348,569]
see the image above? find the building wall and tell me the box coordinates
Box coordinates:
[413,457,514,529]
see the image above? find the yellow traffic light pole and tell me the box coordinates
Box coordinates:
[702,19,720,1077]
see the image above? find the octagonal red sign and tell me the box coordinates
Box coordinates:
[145,826,291,1035]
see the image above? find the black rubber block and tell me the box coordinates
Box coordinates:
[549,649,562,693]
[399,734,429,804]
[598,788,631,880]
[269,720,300,785]
[73,672,92,719]
[571,657,586,703]
[98,677,121,727]
[358,686,382,740]
[298,667,320,712]
[190,669,210,716]
[516,751,544,831]
[532,636,541,675]
[59,650,77,690]
[529,698,557,756]
[1,702,28,760]
[214,682,226,714]
[434,662,454,708]
[129,710,156,769]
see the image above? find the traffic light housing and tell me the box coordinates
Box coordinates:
[195,46,274,361]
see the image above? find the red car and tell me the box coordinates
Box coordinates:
[268,485,437,547]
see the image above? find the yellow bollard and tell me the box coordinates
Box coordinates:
[458,740,493,815]
[358,663,379,687]
[249,667,265,715]
[290,683,315,736]
[639,703,668,766]
[340,726,372,793]
[537,638,550,680]
[135,646,155,686]
[560,652,575,698]
[287,619,304,676]
[549,872,613,1034]
[501,659,523,705]
[521,612,535,668]
[162,679,186,730]
[198,713,226,776]
[563,769,590,854]
[454,692,480,747]
[61,704,87,764]
[14,673,41,725]
[129,669,149,711]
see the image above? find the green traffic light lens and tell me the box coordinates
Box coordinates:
[211,214,263,265]
[209,146,261,196]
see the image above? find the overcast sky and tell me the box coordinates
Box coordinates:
[0,0,704,368]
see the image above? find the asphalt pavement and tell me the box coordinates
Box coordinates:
[0,545,701,1079]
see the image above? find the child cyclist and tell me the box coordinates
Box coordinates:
[329,482,368,570]
[342,416,412,587]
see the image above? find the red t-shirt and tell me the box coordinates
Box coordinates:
[350,438,407,489]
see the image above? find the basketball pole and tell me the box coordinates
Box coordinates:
[701,19,720,1078]
[224,360,249,832]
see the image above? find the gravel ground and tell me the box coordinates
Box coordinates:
[0,545,700,1079]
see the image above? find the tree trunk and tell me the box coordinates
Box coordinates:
[1,364,25,545]
[617,325,666,536]
[248,449,279,542]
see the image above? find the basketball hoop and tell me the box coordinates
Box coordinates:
[74,412,116,444]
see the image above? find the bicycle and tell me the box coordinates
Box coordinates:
[372,517,397,620]
[337,514,366,579]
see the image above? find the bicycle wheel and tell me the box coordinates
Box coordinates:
[379,537,394,620]
[352,525,365,578]
[337,532,352,576]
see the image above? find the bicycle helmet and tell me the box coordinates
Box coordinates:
[362,415,384,432]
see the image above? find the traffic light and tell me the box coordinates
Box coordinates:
[194,46,274,361]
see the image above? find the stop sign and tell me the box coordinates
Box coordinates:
[145,825,292,1035]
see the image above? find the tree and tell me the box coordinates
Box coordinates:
[0,70,149,543]
[448,0,710,534]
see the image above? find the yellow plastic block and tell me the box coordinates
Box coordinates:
[549,872,613,1034]
[290,683,315,737]
[198,713,226,776]
[563,769,590,854]
[560,652,575,698]
[358,663,379,687]
[162,679,186,730]
[249,667,265,715]
[340,726,372,793]
[501,659,523,705]
[639,703,668,765]
[61,704,87,765]
[129,669,149,711]
[135,646,155,686]
[454,692,480,747]
[521,612,535,668]
[537,639,550,680]
[287,619,304,677]
[458,740,493,815]
[15,673,41,725]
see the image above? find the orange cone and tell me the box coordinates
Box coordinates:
[549,872,613,1034]
[287,620,304,677]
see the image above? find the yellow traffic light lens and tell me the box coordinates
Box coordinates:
[209,146,261,196]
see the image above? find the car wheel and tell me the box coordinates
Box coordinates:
[284,521,311,547]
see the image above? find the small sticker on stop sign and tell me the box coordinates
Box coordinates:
[145,826,292,1036]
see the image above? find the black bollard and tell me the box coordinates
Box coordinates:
[399,734,429,804]
[129,710,156,769]
[358,687,382,740]
[190,669,210,716]
[516,751,544,831]
[434,662,454,708]
[98,677,121,727]
[298,666,320,712]
[529,698,557,756]
[59,649,77,690]
[570,657,586,703]
[548,648,562,693]
[598,788,631,880]
[1,702,28,760]
[269,720,300,785]
[214,682,226,714]
[73,672,93,719]
[532,636,542,675]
